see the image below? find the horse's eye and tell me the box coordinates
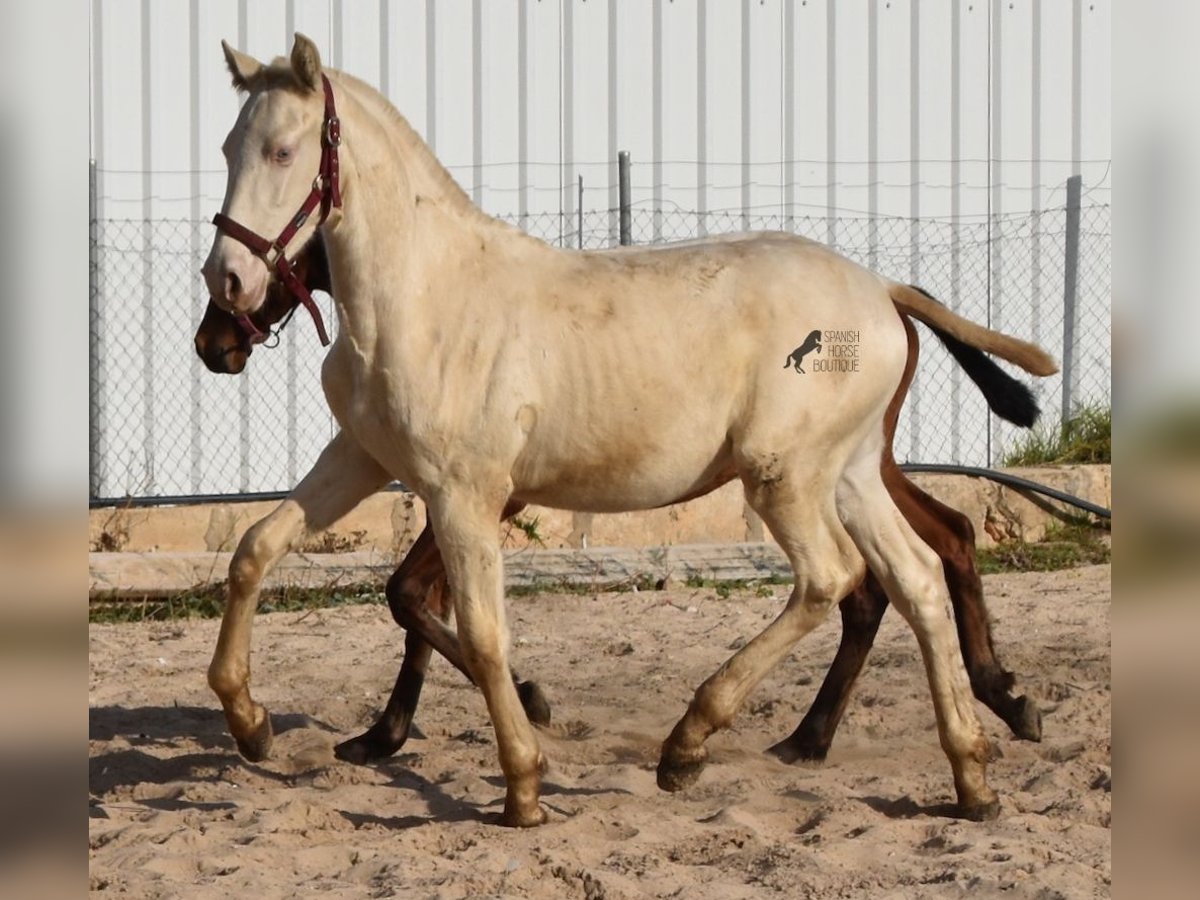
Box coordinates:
[273,147,293,165]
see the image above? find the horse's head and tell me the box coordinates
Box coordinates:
[194,236,332,374]
[201,34,337,320]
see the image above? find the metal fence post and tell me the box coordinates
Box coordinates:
[1061,174,1082,424]
[89,160,103,500]
[618,150,632,246]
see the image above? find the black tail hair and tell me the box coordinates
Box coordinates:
[907,285,1040,429]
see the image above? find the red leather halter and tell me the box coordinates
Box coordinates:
[211,74,342,347]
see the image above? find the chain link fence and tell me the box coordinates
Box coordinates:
[89,187,1110,504]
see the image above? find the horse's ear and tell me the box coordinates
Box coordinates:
[222,40,263,91]
[290,33,323,93]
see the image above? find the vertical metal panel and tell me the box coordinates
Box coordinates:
[90,3,106,498]
[950,0,962,463]
[608,0,618,243]
[190,0,203,494]
[286,1,299,488]
[332,0,343,67]
[141,0,156,494]
[478,2,521,220]
[990,0,1003,343]
[1072,0,1082,171]
[703,1,741,225]
[518,0,528,226]
[238,0,251,493]
[652,0,663,241]
[908,0,920,464]
[696,0,707,235]
[1031,0,1043,345]
[824,0,836,246]
[425,0,437,150]
[866,0,878,270]
[472,0,483,206]
[380,0,391,96]
[782,0,794,230]
[562,0,574,244]
[740,0,750,232]
[613,0,654,238]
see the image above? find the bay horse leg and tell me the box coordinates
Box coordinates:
[208,431,390,761]
[765,577,888,763]
[884,469,1043,742]
[334,517,551,765]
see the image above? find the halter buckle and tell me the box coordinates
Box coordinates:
[324,115,341,148]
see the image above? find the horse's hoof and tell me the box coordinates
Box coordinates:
[656,748,708,793]
[957,796,1001,822]
[334,728,407,765]
[517,680,552,727]
[501,803,548,828]
[764,736,828,765]
[234,711,273,762]
[1010,695,1043,743]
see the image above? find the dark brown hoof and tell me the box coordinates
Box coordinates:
[656,748,708,792]
[765,736,828,765]
[517,680,552,727]
[334,727,407,765]
[957,797,1001,822]
[234,712,273,762]
[1010,695,1043,743]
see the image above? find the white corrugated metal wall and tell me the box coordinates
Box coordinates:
[89,0,1111,500]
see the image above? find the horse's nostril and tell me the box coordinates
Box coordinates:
[226,271,243,300]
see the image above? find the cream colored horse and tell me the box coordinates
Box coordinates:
[202,35,1057,828]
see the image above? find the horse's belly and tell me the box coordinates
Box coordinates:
[511,434,734,513]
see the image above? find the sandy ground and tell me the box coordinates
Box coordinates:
[89,565,1110,899]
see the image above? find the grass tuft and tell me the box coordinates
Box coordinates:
[1002,403,1111,467]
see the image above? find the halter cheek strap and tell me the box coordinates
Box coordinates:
[211,74,341,348]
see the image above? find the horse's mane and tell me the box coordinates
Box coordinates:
[326,69,503,232]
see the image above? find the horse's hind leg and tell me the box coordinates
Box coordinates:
[884,468,1042,742]
[766,472,1041,764]
[766,577,888,763]
[333,524,446,764]
[837,454,999,820]
[658,462,863,792]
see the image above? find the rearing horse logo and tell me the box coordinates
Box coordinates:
[783,330,823,374]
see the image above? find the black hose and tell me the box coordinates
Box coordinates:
[899,463,1111,520]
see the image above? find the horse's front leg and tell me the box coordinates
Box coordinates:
[335,502,552,765]
[208,431,390,760]
[430,488,546,827]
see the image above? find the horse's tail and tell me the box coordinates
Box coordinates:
[890,284,1052,429]
[888,282,1058,378]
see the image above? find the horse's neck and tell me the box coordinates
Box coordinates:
[323,78,541,353]
[332,71,493,229]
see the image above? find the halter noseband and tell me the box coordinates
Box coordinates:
[212,73,341,347]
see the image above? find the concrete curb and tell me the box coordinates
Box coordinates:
[89,543,793,599]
